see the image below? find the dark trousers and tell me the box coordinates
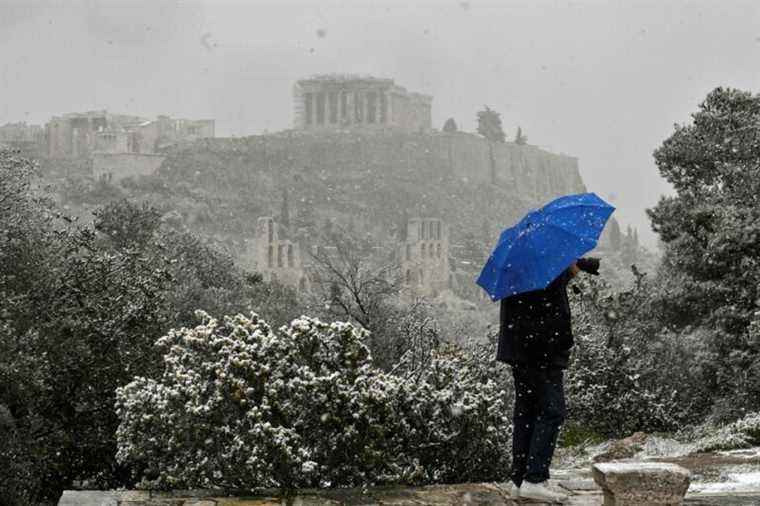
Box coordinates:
[510,364,566,487]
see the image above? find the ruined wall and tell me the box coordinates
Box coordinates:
[293,75,432,132]
[399,218,451,297]
[240,217,309,292]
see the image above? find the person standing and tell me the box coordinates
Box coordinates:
[497,257,600,503]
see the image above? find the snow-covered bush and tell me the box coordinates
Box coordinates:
[392,343,512,484]
[691,411,760,452]
[116,311,512,490]
[566,331,679,438]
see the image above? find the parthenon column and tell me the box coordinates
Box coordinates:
[380,91,388,124]
[387,93,393,126]
[343,91,356,124]
[363,91,369,124]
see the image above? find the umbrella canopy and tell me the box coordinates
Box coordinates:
[476,192,615,301]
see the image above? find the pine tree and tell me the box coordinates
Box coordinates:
[443,118,458,132]
[476,106,505,184]
[608,218,622,250]
[514,126,528,145]
[621,225,638,265]
[476,106,505,143]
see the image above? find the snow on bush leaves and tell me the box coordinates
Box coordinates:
[116,311,511,490]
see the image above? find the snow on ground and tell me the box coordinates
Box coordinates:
[718,448,760,459]
[690,471,760,494]
[637,435,696,458]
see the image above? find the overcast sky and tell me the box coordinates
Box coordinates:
[2,0,760,247]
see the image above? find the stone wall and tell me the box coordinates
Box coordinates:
[430,131,585,198]
[187,129,584,201]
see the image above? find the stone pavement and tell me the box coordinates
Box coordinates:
[58,480,598,506]
[57,479,760,506]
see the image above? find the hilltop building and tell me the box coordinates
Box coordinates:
[45,110,214,181]
[293,74,432,132]
[0,122,44,146]
[46,110,214,159]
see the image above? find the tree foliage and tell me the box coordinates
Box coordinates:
[514,126,528,145]
[476,106,506,143]
[0,150,301,504]
[307,225,439,371]
[442,118,458,132]
[647,87,760,419]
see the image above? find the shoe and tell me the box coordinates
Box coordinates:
[509,482,520,498]
[519,480,568,503]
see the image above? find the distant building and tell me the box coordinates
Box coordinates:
[45,110,214,181]
[293,74,432,132]
[399,217,452,297]
[0,122,44,145]
[46,110,214,159]
[242,217,310,292]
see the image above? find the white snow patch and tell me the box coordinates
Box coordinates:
[717,447,760,459]
[638,435,696,458]
[690,472,760,494]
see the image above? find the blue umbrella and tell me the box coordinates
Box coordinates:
[476,192,615,301]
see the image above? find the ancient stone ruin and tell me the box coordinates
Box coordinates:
[292,74,432,132]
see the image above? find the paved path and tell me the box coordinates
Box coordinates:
[58,478,760,505]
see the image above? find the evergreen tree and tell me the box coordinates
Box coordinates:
[647,87,760,416]
[443,118,458,132]
[608,218,622,250]
[514,126,528,145]
[476,106,505,184]
[476,106,506,143]
[620,225,638,265]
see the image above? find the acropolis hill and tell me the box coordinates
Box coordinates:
[156,77,588,299]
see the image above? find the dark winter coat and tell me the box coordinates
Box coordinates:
[496,267,574,369]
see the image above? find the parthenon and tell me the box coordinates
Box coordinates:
[292,74,432,132]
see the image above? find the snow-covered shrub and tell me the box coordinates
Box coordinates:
[566,332,679,438]
[392,344,512,484]
[116,311,512,490]
[691,411,760,452]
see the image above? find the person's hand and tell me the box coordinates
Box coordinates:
[576,257,601,275]
[569,262,581,277]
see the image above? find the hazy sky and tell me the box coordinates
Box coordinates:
[2,0,760,247]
